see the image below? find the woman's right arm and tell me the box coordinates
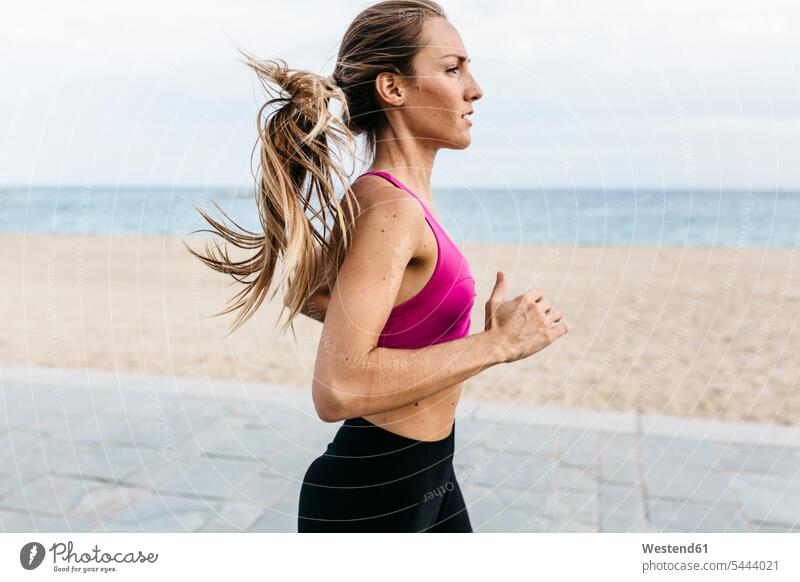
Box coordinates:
[311,179,569,422]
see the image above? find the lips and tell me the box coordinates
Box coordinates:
[461,110,474,126]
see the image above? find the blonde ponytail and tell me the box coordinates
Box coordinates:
[185,0,447,339]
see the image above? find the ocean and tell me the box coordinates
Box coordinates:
[1,185,798,248]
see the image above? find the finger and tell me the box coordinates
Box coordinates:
[548,308,562,323]
[488,271,507,304]
[552,321,570,337]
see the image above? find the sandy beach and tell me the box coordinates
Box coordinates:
[2,233,798,426]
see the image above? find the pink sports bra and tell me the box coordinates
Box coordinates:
[354,171,477,349]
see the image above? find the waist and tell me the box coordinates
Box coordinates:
[327,416,456,468]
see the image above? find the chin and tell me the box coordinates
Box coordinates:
[442,134,472,150]
[455,136,472,150]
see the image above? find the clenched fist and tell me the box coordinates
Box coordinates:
[484,271,569,363]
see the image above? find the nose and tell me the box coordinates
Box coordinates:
[468,74,484,102]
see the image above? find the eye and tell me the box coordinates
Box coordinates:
[446,67,459,74]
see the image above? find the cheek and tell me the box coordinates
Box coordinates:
[416,81,460,123]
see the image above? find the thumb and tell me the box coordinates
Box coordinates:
[488,271,507,304]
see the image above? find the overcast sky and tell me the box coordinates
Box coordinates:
[2,0,798,189]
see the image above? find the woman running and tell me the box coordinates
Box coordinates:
[186,0,569,532]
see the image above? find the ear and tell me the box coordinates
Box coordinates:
[374,71,405,108]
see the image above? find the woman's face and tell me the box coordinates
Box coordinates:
[398,17,484,150]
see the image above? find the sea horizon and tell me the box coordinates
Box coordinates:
[2,184,798,248]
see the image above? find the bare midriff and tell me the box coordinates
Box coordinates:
[363,381,462,442]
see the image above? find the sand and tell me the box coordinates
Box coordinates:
[2,234,798,426]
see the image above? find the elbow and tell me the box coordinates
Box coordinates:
[311,376,353,423]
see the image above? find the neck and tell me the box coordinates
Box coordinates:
[368,124,438,200]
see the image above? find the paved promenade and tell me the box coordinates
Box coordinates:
[1,365,799,533]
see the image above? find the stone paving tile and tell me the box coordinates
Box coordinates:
[230,472,292,508]
[50,445,165,482]
[71,485,153,531]
[647,499,749,532]
[487,506,551,533]
[452,418,486,443]
[749,521,800,533]
[559,430,601,469]
[460,420,560,458]
[464,487,544,533]
[3,387,133,431]
[54,412,205,450]
[0,428,39,449]
[0,475,20,498]
[278,478,303,506]
[100,493,216,532]
[474,401,638,435]
[453,441,490,469]
[731,472,800,525]
[555,465,599,494]
[0,475,108,517]
[199,421,331,457]
[643,464,737,505]
[490,481,598,532]
[124,453,262,499]
[640,436,726,471]
[249,493,299,533]
[493,425,561,458]
[452,462,482,490]
[88,389,184,419]
[0,387,74,431]
[0,439,89,481]
[602,514,655,532]
[0,509,97,533]
[0,429,42,460]
[3,410,92,443]
[601,453,641,485]
[599,433,642,456]
[598,483,646,533]
[209,403,313,434]
[239,405,321,433]
[465,485,581,533]
[641,413,800,448]
[195,499,267,532]
[44,387,125,417]
[471,452,556,491]
[260,449,321,481]
[492,487,551,512]
[192,424,294,461]
[503,506,549,533]
[548,519,598,532]
[462,486,507,529]
[195,397,266,421]
[548,489,598,527]
[718,444,800,476]
[598,434,641,483]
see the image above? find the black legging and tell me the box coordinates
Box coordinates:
[298,416,472,532]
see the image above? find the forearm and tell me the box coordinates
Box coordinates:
[331,331,507,418]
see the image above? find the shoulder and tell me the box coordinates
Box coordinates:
[345,175,425,232]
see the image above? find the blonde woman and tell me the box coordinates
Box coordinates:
[187,0,569,532]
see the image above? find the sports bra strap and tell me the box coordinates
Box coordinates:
[355,170,427,211]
